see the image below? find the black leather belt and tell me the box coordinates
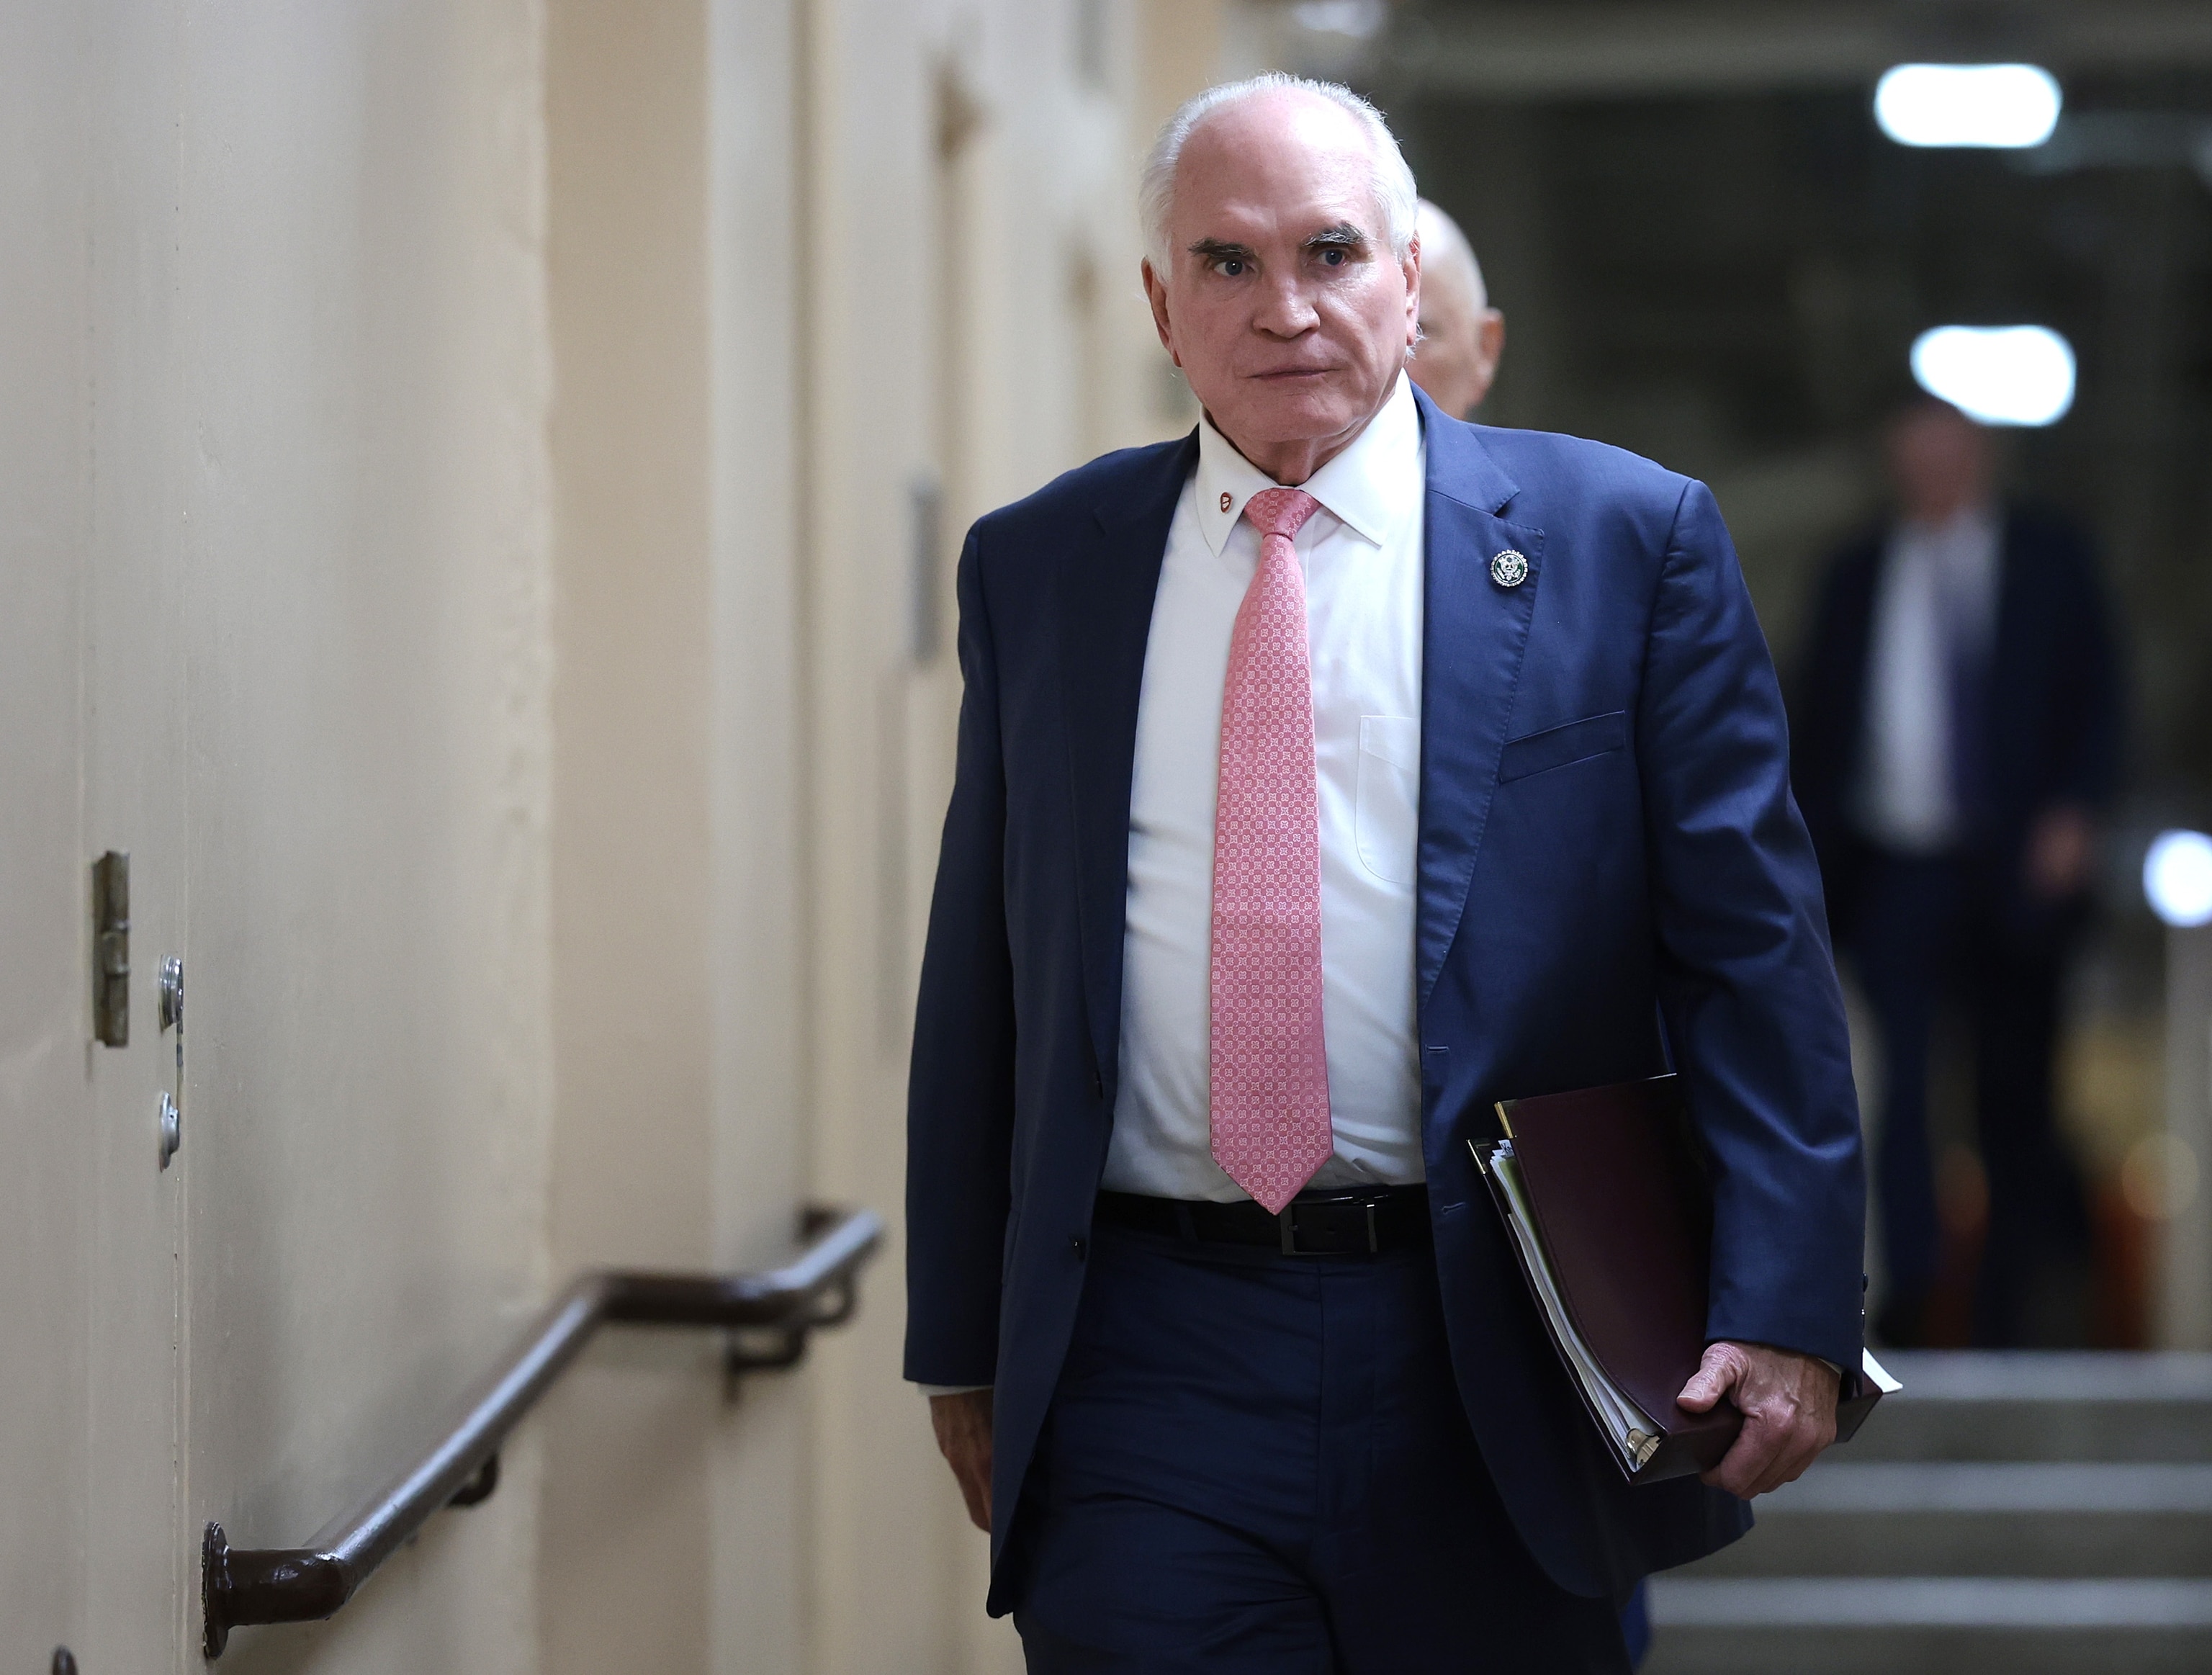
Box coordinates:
[1094,1185,1430,1257]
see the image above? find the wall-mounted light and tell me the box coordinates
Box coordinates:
[1910,325,2076,427]
[1875,63,2062,149]
[2146,830,2212,928]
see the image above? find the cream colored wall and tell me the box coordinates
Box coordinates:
[797,4,987,1660]
[536,0,815,1669]
[1,3,559,1671]
[174,5,558,1673]
[706,0,818,1665]
[538,4,722,1669]
[796,6,1237,1673]
[0,3,1241,1671]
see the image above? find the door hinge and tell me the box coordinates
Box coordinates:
[92,850,129,1046]
[159,956,184,1167]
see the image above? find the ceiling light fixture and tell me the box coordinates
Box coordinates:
[1875,63,2062,148]
[2146,830,2212,929]
[1910,325,2077,427]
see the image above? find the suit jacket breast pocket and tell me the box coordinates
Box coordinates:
[1497,710,1629,785]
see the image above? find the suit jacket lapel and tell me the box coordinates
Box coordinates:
[1414,390,1543,1009]
[1058,432,1197,1088]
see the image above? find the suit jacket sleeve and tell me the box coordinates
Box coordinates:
[2043,519,2125,813]
[903,526,1017,1387]
[1640,481,1866,1370]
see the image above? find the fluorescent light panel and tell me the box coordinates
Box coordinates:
[1910,325,2077,428]
[1876,63,2062,149]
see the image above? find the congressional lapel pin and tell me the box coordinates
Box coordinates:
[1490,549,1529,589]
[1220,491,1233,513]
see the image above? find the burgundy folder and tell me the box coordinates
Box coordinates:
[1471,1075,1890,1484]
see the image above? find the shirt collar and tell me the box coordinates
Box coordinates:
[1195,372,1423,558]
[1896,500,1999,555]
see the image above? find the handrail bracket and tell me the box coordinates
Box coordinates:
[202,1522,354,1658]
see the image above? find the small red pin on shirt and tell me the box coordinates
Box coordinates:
[1220,491,1233,513]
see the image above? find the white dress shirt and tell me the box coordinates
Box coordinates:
[1102,372,1428,1201]
[1856,502,2000,853]
[919,379,1430,1392]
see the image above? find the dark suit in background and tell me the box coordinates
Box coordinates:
[1792,503,2123,1346]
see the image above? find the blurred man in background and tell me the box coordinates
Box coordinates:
[1407,199,1503,419]
[1793,398,2123,1348]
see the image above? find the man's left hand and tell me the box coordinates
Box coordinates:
[1676,1340,1839,1499]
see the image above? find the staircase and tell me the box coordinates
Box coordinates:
[1644,1352,2212,1675]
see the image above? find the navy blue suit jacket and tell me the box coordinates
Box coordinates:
[1790,506,2124,946]
[905,387,1866,1609]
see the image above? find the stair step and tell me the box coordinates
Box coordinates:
[1770,1462,2212,1512]
[1853,1352,2212,1462]
[1652,1575,2212,1627]
[1645,1578,2212,1675]
[1877,1354,2212,1402]
[1645,1356,2212,1669]
[1678,1463,2212,1576]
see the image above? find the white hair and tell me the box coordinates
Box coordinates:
[1416,199,1488,313]
[1141,73,1419,274]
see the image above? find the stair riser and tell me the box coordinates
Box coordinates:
[1673,1512,2212,1579]
[1851,1404,2212,1462]
[1645,1626,2212,1675]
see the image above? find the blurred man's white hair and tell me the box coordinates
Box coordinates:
[1415,199,1487,314]
[1141,73,1419,273]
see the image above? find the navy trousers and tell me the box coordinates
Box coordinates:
[1853,848,2090,1344]
[1012,1221,1632,1674]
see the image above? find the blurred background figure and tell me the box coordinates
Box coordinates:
[1793,398,2124,1348]
[1407,198,1504,418]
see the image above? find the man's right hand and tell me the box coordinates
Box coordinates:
[930,1388,995,1532]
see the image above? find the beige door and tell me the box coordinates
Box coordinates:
[0,6,192,1666]
[0,1,100,1647]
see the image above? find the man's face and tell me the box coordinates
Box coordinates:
[1411,277,1504,421]
[1143,93,1419,479]
[1887,405,1992,524]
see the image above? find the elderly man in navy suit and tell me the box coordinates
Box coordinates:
[905,74,1864,1672]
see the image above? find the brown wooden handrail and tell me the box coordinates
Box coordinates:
[201,1204,883,1657]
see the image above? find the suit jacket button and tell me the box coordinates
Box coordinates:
[1070,1235,1087,1261]
[1091,1069,1104,1099]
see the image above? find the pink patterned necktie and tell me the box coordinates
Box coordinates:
[1210,486,1332,1214]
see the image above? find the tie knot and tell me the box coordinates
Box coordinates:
[1245,486,1322,543]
